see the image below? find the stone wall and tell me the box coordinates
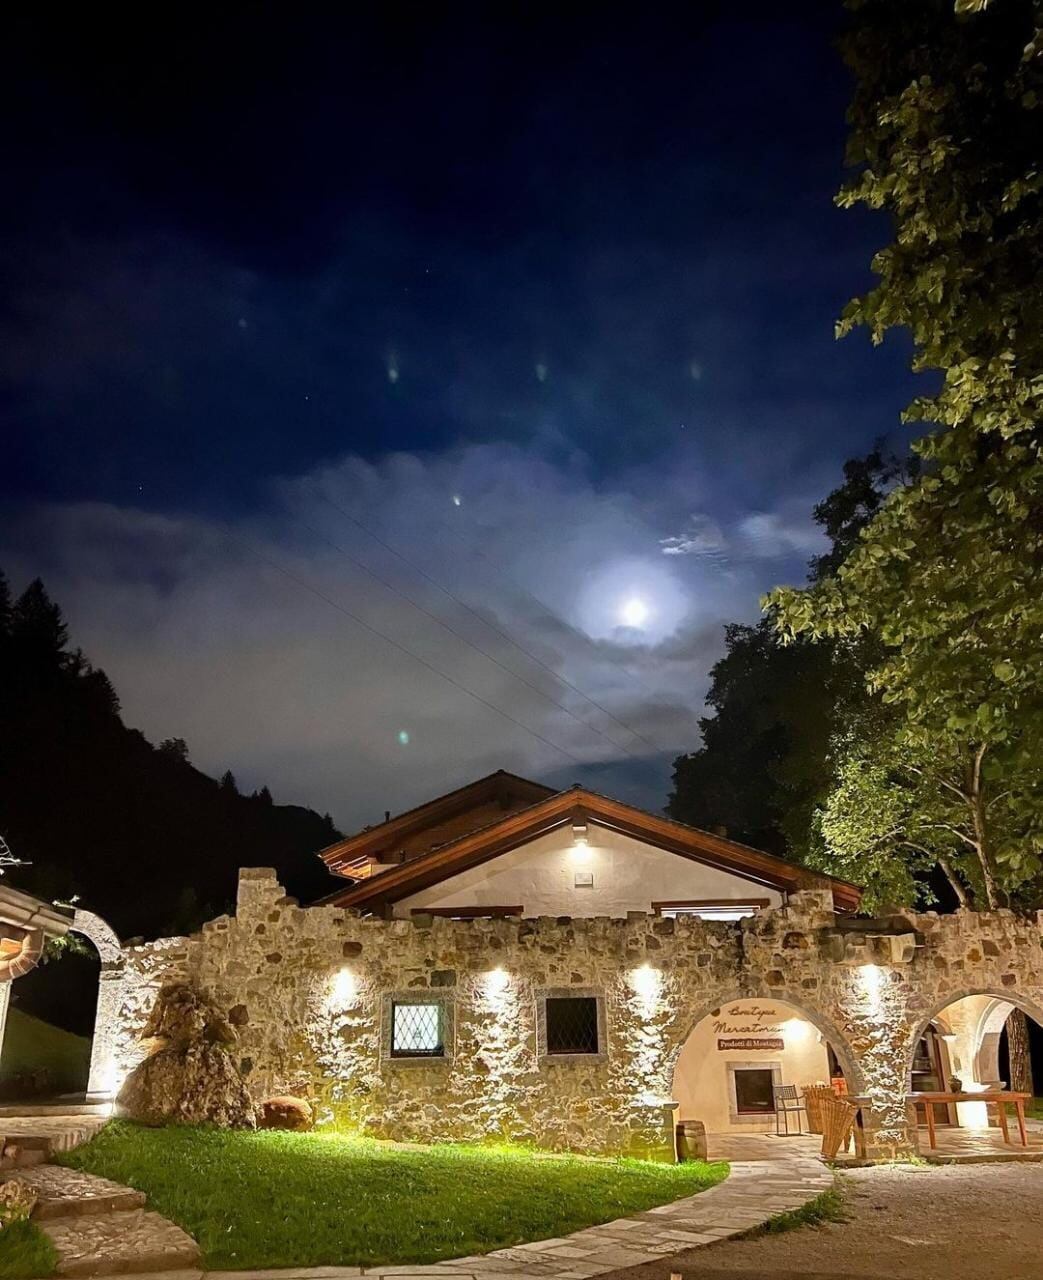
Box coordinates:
[105,868,1043,1162]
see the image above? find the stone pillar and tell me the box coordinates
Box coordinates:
[0,981,10,1071]
[845,966,917,1160]
[72,907,126,1102]
[86,966,125,1100]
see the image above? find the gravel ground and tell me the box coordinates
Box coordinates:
[603,1162,1043,1280]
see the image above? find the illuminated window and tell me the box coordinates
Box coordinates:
[391,1001,444,1058]
[653,898,770,921]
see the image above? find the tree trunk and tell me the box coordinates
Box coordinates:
[967,747,1003,908]
[936,854,972,909]
[1007,1008,1034,1095]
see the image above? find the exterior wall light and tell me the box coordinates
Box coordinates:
[484,967,510,995]
[329,967,358,1009]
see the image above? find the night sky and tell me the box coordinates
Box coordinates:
[1,3,920,829]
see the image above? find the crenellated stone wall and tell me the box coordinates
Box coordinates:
[104,868,1043,1162]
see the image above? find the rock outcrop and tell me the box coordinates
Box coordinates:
[116,984,255,1128]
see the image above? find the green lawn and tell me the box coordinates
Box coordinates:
[1026,1097,1043,1121]
[0,1010,90,1099]
[59,1122,727,1270]
[0,1219,59,1280]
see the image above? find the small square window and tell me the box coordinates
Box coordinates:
[734,1067,775,1114]
[391,1001,444,1057]
[545,996,600,1055]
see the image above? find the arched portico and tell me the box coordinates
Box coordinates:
[667,986,866,1145]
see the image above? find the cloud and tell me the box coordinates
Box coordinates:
[659,514,728,560]
[1,443,818,831]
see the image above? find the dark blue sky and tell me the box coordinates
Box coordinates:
[0,3,921,826]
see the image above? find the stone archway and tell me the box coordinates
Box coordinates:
[70,908,124,1101]
[669,985,867,1096]
[667,986,866,1144]
[904,988,1043,1095]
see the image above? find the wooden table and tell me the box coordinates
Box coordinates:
[910,1090,1031,1148]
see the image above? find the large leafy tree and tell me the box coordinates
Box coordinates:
[769,0,1043,909]
[668,448,905,857]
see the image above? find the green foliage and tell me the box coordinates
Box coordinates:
[0,1219,58,1279]
[768,0,1043,909]
[59,1121,727,1270]
[758,1186,846,1235]
[669,447,903,862]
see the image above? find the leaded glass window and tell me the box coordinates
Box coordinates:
[391,1001,444,1057]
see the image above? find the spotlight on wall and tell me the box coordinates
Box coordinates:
[329,967,358,1009]
[484,966,510,995]
[857,962,883,1012]
[572,820,589,846]
[630,964,662,1011]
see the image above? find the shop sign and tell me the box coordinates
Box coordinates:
[717,1036,784,1050]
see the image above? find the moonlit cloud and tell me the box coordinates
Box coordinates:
[0,441,821,829]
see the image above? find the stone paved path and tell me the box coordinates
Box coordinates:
[8,1126,828,1279]
[195,1140,828,1280]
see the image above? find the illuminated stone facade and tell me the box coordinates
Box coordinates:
[104,868,1043,1162]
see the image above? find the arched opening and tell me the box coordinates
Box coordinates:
[0,898,123,1107]
[0,944,98,1101]
[905,990,1043,1158]
[670,992,862,1161]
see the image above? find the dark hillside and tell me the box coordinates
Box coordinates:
[0,571,343,940]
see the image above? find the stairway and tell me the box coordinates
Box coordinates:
[0,1114,202,1277]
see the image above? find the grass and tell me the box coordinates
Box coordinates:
[1026,1096,1043,1120]
[0,1220,59,1279]
[757,1187,846,1235]
[0,1010,90,1098]
[59,1121,728,1270]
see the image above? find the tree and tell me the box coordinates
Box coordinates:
[768,0,1043,909]
[158,738,190,764]
[220,770,239,795]
[11,579,69,657]
[668,447,905,859]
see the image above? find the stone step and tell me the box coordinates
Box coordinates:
[0,1102,111,1119]
[23,1165,147,1219]
[0,1145,48,1169]
[42,1207,202,1277]
[1,1114,109,1156]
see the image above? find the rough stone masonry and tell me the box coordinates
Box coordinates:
[104,868,1043,1161]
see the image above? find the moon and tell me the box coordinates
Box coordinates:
[620,597,649,628]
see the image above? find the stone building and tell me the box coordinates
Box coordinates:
[64,773,1043,1161]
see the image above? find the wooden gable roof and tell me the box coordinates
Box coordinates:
[319,783,862,913]
[318,769,556,877]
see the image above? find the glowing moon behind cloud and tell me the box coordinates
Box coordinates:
[575,557,688,645]
[620,597,649,628]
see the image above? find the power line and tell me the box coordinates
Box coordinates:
[434,506,672,715]
[293,511,645,759]
[311,485,667,754]
[221,527,589,765]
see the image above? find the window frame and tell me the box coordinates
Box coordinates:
[652,898,771,921]
[381,992,454,1066]
[536,988,608,1064]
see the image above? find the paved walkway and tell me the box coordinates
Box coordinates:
[199,1139,831,1280]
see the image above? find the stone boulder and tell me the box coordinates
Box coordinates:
[116,984,255,1129]
[259,1096,314,1131]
